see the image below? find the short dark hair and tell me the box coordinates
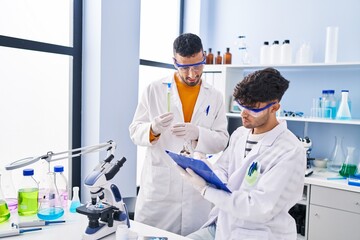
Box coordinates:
[233,67,289,107]
[173,33,203,57]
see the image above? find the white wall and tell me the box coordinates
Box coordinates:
[82,0,140,201]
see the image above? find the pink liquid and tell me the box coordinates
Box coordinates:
[6,198,18,212]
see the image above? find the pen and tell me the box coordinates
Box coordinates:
[167,83,171,112]
[17,220,66,228]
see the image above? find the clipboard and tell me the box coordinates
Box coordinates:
[166,150,231,193]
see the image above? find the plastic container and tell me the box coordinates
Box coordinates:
[280,39,292,64]
[336,90,351,120]
[325,90,337,119]
[54,165,68,207]
[325,26,339,63]
[206,48,214,64]
[327,136,346,172]
[69,186,81,213]
[0,174,10,223]
[215,51,222,64]
[18,168,39,216]
[270,40,281,64]
[37,172,64,220]
[223,47,232,64]
[260,41,270,65]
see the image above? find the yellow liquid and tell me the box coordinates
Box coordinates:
[18,188,39,216]
[0,200,10,223]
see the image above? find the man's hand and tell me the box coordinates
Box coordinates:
[151,112,174,135]
[171,123,199,140]
[175,165,207,194]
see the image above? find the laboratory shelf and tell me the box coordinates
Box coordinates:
[226,113,360,125]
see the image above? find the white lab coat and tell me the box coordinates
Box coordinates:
[129,74,229,235]
[203,120,306,240]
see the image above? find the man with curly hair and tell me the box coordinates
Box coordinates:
[180,68,306,240]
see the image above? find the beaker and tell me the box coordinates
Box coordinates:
[0,174,10,223]
[1,170,17,212]
[327,136,346,172]
[339,147,358,177]
[37,172,64,220]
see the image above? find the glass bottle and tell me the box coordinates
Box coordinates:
[215,51,222,64]
[69,186,81,213]
[0,174,10,223]
[18,168,39,216]
[37,172,64,220]
[327,136,346,172]
[54,165,68,207]
[336,90,351,120]
[325,90,337,119]
[223,47,232,64]
[339,147,358,177]
[206,48,214,64]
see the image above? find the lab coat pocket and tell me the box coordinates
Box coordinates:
[231,228,270,240]
[143,165,170,201]
[243,162,262,190]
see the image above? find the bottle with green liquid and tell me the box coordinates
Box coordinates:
[0,173,10,223]
[18,169,39,216]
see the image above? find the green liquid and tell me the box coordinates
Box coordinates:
[0,200,10,223]
[18,188,39,216]
[339,164,358,177]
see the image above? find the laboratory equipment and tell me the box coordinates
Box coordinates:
[327,136,346,172]
[5,140,130,240]
[18,169,38,216]
[167,83,171,112]
[37,172,64,220]
[223,47,232,64]
[298,137,314,176]
[325,26,339,63]
[54,165,68,207]
[324,90,337,119]
[0,174,10,223]
[206,48,214,64]
[339,146,358,177]
[260,41,270,65]
[70,186,81,213]
[0,223,41,238]
[1,171,17,212]
[280,39,292,64]
[215,51,222,64]
[270,40,281,64]
[17,219,65,228]
[235,36,250,64]
[336,90,352,120]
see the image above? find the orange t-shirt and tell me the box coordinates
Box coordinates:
[150,74,201,142]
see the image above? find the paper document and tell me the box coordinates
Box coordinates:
[166,150,231,193]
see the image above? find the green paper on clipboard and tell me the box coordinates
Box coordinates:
[166,150,231,193]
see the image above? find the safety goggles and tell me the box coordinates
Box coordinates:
[236,101,276,117]
[173,56,206,73]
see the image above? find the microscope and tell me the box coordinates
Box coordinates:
[298,136,314,177]
[76,143,130,240]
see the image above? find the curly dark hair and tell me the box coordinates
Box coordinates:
[173,33,203,57]
[233,67,289,107]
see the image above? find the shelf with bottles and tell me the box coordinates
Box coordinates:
[226,113,360,125]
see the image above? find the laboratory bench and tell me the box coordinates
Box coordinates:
[0,208,190,240]
[298,168,360,240]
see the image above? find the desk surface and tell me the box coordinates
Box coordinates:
[0,209,190,240]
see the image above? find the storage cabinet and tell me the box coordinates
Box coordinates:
[203,63,360,240]
[308,185,360,240]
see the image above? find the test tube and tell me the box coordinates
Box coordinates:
[167,83,171,112]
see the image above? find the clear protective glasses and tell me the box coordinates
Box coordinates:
[236,101,276,117]
[174,56,206,73]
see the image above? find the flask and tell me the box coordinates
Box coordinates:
[339,147,358,177]
[336,90,351,120]
[280,39,292,64]
[223,47,232,64]
[206,48,214,64]
[325,26,339,63]
[260,41,270,65]
[215,51,222,64]
[270,40,281,64]
[37,172,64,220]
[0,174,10,223]
[327,136,346,172]
[54,165,68,207]
[1,171,17,212]
[18,168,39,216]
[69,186,81,213]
